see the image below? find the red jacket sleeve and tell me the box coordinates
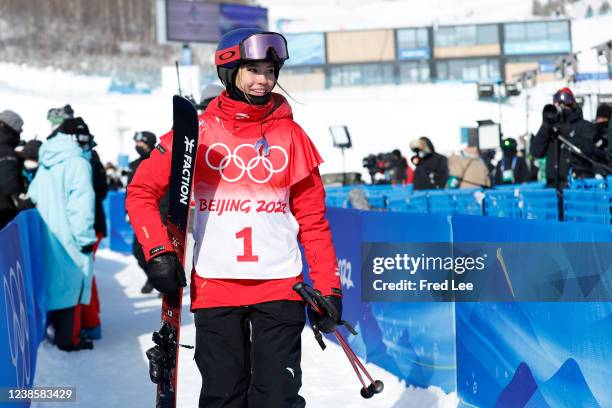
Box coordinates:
[126,131,174,261]
[290,168,342,297]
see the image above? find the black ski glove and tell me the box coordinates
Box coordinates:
[307,294,343,334]
[80,244,95,254]
[146,252,186,295]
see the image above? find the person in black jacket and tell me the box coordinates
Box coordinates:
[593,103,611,171]
[127,131,169,294]
[410,136,448,190]
[494,138,531,185]
[90,149,109,240]
[530,87,596,188]
[0,110,27,229]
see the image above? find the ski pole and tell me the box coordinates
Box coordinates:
[293,282,384,399]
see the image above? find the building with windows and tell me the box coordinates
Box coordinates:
[280,19,572,91]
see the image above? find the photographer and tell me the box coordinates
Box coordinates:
[410,137,448,190]
[593,104,611,170]
[530,87,595,188]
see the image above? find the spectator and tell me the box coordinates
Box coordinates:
[47,104,74,133]
[593,103,611,170]
[28,117,97,351]
[0,109,27,229]
[494,138,531,185]
[530,87,595,188]
[387,149,409,185]
[447,147,491,189]
[47,105,108,244]
[18,139,43,188]
[127,131,168,294]
[48,108,105,339]
[410,136,448,190]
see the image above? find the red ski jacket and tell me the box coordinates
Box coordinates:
[126,92,341,309]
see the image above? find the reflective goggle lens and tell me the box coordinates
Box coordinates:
[553,91,574,106]
[241,33,288,61]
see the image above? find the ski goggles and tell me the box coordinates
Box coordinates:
[215,32,289,66]
[553,90,575,106]
[72,133,96,148]
[133,132,147,142]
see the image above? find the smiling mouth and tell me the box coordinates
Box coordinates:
[250,89,269,95]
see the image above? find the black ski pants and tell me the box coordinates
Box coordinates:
[194,300,306,408]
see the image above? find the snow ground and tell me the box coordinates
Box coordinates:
[31,249,458,408]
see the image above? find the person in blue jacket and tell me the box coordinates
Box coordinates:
[28,117,97,351]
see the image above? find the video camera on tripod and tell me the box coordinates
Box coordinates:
[362,151,403,184]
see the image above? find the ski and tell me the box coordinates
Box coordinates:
[146,95,199,408]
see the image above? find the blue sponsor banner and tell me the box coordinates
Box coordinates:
[220,4,268,35]
[457,302,612,408]
[452,214,612,407]
[397,47,431,61]
[0,213,47,406]
[575,72,611,81]
[504,40,571,55]
[284,33,326,66]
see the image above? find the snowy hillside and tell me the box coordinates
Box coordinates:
[258,0,611,32]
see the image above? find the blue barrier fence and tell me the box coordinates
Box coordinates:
[314,208,612,407]
[328,178,612,225]
[0,211,49,407]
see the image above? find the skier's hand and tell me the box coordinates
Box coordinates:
[146,252,186,295]
[308,294,343,334]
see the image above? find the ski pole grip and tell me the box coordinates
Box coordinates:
[293,282,322,313]
[293,282,313,304]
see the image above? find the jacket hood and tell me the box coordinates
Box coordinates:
[565,106,584,123]
[206,91,293,124]
[421,137,436,153]
[39,132,85,168]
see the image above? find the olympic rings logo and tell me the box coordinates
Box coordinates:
[3,261,31,388]
[205,142,288,184]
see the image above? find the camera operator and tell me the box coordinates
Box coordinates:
[381,149,408,185]
[410,137,448,190]
[593,104,611,170]
[362,154,379,184]
[530,87,595,188]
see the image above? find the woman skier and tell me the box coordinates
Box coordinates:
[126,28,343,407]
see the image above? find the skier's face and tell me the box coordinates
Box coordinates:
[235,61,276,97]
